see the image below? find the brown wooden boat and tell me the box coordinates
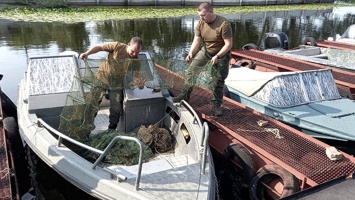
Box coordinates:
[155,63,355,200]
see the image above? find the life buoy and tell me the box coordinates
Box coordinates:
[224,144,256,185]
[303,37,316,46]
[249,164,300,200]
[337,87,354,100]
[3,117,19,142]
[235,59,254,69]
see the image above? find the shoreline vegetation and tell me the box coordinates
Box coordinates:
[0,3,354,23]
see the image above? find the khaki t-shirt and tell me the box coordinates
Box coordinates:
[96,42,140,89]
[195,15,232,55]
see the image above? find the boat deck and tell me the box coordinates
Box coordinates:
[231,49,355,99]
[155,64,355,189]
[316,40,355,51]
[91,108,212,200]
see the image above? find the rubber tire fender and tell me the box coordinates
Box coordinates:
[303,37,316,46]
[242,43,259,50]
[225,144,256,184]
[3,116,19,142]
[249,164,300,200]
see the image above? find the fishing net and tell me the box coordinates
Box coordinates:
[57,56,180,165]
[136,124,173,153]
[58,57,153,139]
[80,130,154,166]
[58,56,216,139]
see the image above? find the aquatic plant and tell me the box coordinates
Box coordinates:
[0,4,351,23]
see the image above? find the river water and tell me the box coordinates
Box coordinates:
[1,6,355,200]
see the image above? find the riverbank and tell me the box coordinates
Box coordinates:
[0,3,351,22]
[0,0,337,7]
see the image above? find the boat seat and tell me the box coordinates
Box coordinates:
[28,93,68,118]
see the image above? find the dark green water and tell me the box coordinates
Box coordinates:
[1,7,355,200]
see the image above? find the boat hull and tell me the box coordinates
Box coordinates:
[17,53,216,199]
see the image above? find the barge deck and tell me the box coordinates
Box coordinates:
[316,40,355,52]
[155,64,355,198]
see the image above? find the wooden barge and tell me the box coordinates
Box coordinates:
[0,75,17,200]
[0,75,31,200]
[315,40,355,52]
[155,64,355,199]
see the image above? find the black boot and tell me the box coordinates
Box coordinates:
[172,94,190,103]
[172,87,192,103]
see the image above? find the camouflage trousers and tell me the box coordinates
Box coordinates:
[182,48,230,107]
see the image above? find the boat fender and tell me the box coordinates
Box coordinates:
[3,116,19,142]
[236,59,254,69]
[303,37,316,46]
[249,164,300,200]
[242,43,259,50]
[224,144,256,185]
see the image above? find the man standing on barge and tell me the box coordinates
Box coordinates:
[173,2,233,116]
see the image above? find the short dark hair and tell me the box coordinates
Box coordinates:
[130,37,143,48]
[198,2,213,12]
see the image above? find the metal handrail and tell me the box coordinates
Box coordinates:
[201,122,210,174]
[92,136,144,190]
[37,118,144,190]
[38,118,103,154]
[179,100,207,147]
[180,100,202,128]
[176,101,209,173]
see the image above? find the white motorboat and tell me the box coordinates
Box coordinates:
[327,24,355,44]
[17,52,216,199]
[225,65,355,143]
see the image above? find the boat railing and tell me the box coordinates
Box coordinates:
[37,118,144,190]
[179,100,202,128]
[179,100,210,174]
[201,122,209,174]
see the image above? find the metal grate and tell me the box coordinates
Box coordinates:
[156,64,355,186]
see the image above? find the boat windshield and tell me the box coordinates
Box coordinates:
[252,69,341,107]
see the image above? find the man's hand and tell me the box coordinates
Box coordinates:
[80,53,88,60]
[185,54,193,63]
[134,77,146,90]
[211,55,219,65]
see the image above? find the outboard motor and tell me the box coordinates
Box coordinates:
[264,32,289,50]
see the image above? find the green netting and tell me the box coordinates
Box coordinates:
[80,130,154,166]
[155,57,216,91]
[58,58,149,138]
[56,55,221,165]
[57,57,175,165]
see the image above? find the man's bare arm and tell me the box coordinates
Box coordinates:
[186,36,202,62]
[80,45,104,59]
[211,37,233,65]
